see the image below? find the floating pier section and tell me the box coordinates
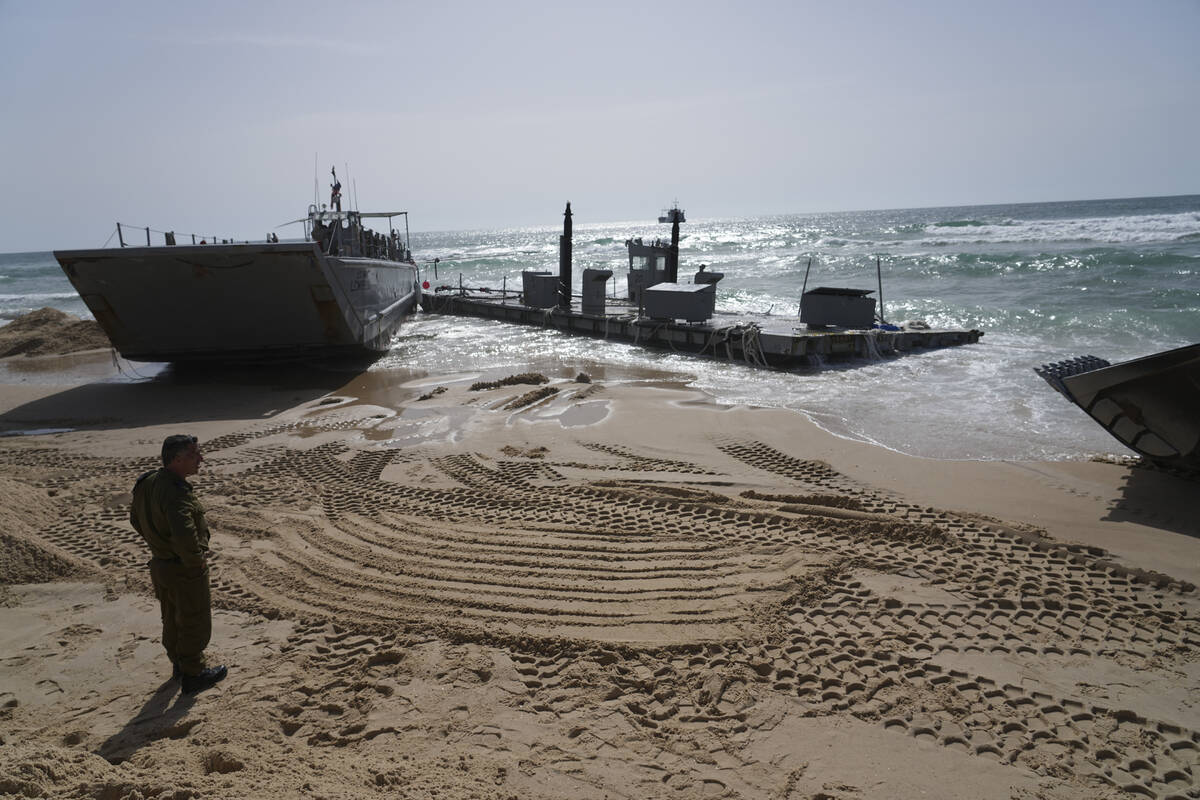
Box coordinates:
[419,203,983,369]
[419,291,982,368]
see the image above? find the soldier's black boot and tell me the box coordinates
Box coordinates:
[171,662,181,681]
[181,665,228,695]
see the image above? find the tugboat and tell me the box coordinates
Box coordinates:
[54,170,421,362]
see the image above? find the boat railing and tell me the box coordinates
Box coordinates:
[111,221,266,247]
[106,213,414,263]
[310,218,411,262]
[305,208,414,263]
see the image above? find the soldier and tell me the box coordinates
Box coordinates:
[330,166,342,212]
[130,435,228,694]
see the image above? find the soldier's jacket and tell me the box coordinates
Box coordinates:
[129,468,210,570]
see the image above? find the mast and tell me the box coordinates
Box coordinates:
[558,202,573,309]
[666,206,683,283]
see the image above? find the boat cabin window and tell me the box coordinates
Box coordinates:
[632,255,664,272]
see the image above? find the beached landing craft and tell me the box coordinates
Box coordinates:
[421,203,983,367]
[54,184,420,362]
[1036,343,1200,471]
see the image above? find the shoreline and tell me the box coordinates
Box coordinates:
[1,353,1198,798]
[1,352,1196,584]
[1,340,1139,463]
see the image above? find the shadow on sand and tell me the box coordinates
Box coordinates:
[1103,463,1200,539]
[0,358,382,433]
[96,680,196,764]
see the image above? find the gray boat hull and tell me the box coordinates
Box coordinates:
[1036,343,1200,471]
[54,242,419,362]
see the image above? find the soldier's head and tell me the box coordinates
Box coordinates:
[162,435,202,477]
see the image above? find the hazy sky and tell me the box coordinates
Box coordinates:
[2,0,1197,250]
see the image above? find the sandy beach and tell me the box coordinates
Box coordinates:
[1,344,1198,799]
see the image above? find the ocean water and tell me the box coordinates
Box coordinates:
[3,195,1198,462]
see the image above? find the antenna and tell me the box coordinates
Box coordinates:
[313,152,318,207]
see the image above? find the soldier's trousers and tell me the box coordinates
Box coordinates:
[148,558,211,676]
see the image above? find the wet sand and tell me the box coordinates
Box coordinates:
[1,351,1198,799]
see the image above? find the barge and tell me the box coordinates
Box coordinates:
[420,203,983,368]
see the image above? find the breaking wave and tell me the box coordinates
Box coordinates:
[932,219,989,228]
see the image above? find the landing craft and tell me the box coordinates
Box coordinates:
[54,188,420,363]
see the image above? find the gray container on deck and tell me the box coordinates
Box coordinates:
[522,271,558,308]
[800,287,876,328]
[644,283,716,322]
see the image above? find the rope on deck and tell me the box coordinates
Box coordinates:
[739,324,769,368]
[862,328,883,361]
[699,322,767,367]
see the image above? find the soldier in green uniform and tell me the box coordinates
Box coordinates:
[130,435,228,694]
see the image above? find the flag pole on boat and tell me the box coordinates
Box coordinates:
[876,256,885,324]
[799,257,812,315]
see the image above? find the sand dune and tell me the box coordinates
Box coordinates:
[1,365,1197,799]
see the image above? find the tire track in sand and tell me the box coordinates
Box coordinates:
[2,421,1198,798]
